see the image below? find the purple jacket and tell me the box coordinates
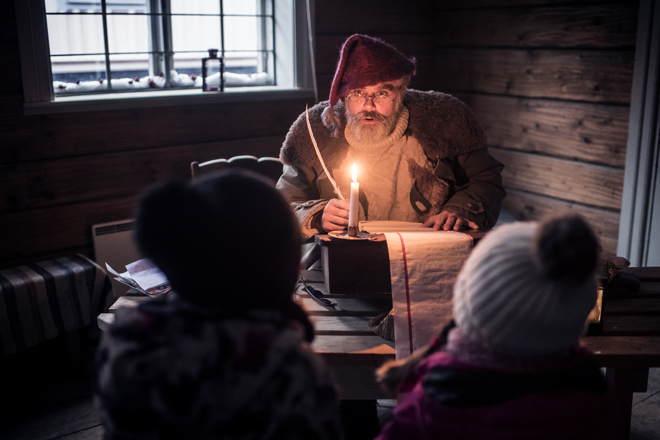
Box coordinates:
[377,347,624,440]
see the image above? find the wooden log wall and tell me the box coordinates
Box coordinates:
[0,3,307,265]
[433,0,638,253]
[0,1,438,266]
[0,1,638,264]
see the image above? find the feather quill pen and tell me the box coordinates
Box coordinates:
[306,105,344,200]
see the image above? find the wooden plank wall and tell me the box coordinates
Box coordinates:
[0,0,637,265]
[433,0,638,253]
[0,1,438,266]
[0,2,305,266]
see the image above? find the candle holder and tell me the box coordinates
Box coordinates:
[328,230,373,240]
[202,48,224,92]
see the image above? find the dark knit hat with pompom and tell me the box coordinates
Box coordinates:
[328,34,416,107]
[453,214,600,355]
[134,170,303,316]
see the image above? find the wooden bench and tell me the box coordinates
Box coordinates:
[98,266,660,439]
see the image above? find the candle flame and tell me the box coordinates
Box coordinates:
[352,163,357,183]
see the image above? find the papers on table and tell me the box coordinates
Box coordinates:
[359,220,435,233]
[105,258,171,296]
[384,231,473,359]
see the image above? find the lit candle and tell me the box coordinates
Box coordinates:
[348,163,359,236]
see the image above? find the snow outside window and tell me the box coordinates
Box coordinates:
[15,0,314,112]
[46,0,275,95]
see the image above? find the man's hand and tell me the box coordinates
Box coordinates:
[423,211,479,231]
[322,198,350,231]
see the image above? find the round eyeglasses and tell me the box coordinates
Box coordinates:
[345,90,398,107]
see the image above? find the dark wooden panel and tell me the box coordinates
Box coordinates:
[0,197,136,262]
[580,336,660,367]
[503,188,620,253]
[455,93,629,168]
[492,147,624,210]
[0,398,102,440]
[0,41,22,93]
[0,135,285,213]
[434,48,634,103]
[316,0,435,35]
[0,97,306,163]
[312,316,377,335]
[315,76,332,105]
[0,94,24,116]
[603,316,660,335]
[435,4,637,48]
[638,281,660,293]
[0,0,17,41]
[606,299,660,314]
[624,268,660,281]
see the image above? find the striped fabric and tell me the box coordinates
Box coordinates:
[0,254,115,355]
[385,231,473,359]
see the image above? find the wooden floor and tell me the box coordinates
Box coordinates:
[1,335,659,440]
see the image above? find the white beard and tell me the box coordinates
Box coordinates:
[346,102,403,144]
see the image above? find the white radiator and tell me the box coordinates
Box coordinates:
[92,219,142,296]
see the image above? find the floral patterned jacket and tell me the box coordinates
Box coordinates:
[95,294,343,440]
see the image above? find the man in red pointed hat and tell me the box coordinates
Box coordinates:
[277,34,505,268]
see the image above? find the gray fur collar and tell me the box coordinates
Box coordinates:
[279,89,487,168]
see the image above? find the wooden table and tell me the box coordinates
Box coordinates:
[97,270,395,399]
[98,266,660,439]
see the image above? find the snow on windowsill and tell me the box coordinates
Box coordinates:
[24,70,315,115]
[53,70,270,94]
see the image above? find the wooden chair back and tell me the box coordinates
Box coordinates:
[191,155,283,182]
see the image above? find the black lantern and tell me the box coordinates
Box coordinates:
[202,49,224,92]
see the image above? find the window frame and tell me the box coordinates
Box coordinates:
[15,0,316,115]
[617,0,660,266]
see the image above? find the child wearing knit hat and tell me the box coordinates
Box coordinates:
[94,170,343,440]
[375,214,624,440]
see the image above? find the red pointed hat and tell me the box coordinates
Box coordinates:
[328,34,416,107]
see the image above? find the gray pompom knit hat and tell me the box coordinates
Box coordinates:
[453,216,599,355]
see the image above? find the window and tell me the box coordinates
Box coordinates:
[16,0,315,113]
[617,0,660,266]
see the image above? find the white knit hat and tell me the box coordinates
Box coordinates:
[453,216,599,355]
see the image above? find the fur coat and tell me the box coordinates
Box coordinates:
[277,90,505,245]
